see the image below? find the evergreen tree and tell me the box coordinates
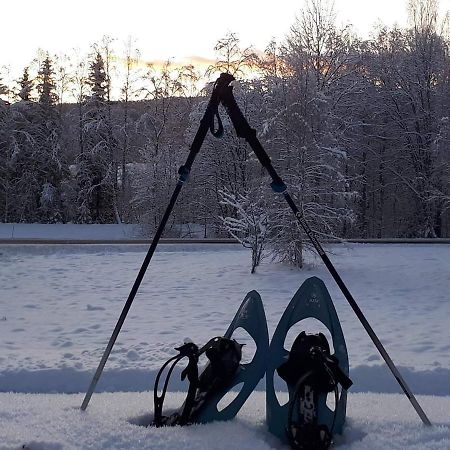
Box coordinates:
[35,55,66,222]
[18,67,33,101]
[37,56,58,110]
[75,51,116,223]
[88,52,108,104]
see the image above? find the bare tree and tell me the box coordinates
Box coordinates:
[220,188,270,273]
[208,32,256,77]
[118,36,142,220]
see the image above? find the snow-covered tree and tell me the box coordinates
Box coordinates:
[0,96,12,221]
[0,78,7,99]
[220,188,270,273]
[358,0,450,237]
[117,37,142,221]
[75,50,118,223]
[256,0,355,265]
[132,62,193,233]
[0,18,448,236]
[35,55,66,222]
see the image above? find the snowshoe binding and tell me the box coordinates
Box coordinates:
[266,277,352,449]
[151,290,269,427]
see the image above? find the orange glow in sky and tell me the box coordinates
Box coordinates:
[1,0,448,82]
[2,1,418,69]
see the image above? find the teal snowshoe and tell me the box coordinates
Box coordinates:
[266,277,352,449]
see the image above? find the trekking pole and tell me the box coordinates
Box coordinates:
[218,74,431,426]
[81,75,229,411]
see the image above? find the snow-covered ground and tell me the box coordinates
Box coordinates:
[1,241,449,448]
[0,223,143,240]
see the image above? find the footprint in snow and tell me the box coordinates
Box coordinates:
[86,304,105,311]
[73,327,88,333]
[52,339,73,348]
[127,350,139,360]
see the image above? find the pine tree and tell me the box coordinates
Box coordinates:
[35,55,66,222]
[88,52,108,105]
[37,56,58,110]
[75,51,116,223]
[18,67,33,101]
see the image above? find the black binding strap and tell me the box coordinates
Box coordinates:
[153,342,200,427]
[151,336,242,427]
[278,333,352,450]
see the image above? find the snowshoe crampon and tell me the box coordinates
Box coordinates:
[151,290,269,427]
[266,277,352,449]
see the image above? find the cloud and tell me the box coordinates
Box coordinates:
[111,54,218,73]
[144,55,217,70]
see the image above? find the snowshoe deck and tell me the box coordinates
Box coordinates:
[266,277,350,446]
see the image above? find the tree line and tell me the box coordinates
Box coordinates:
[0,0,449,267]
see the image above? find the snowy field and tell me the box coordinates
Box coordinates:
[0,223,144,240]
[1,242,450,448]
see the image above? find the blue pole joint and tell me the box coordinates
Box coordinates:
[270,181,287,193]
[178,165,190,183]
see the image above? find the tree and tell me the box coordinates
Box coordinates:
[220,188,270,273]
[133,62,192,233]
[260,0,355,265]
[117,37,142,221]
[18,67,33,101]
[76,51,116,223]
[362,0,450,237]
[37,56,58,109]
[208,32,256,78]
[8,97,41,221]
[54,54,71,113]
[0,77,7,99]
[0,92,12,221]
[35,55,66,222]
[0,22,448,236]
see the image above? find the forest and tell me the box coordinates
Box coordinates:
[0,0,449,266]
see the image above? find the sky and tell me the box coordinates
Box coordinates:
[2,0,435,74]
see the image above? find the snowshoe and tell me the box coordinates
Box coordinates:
[151,290,269,427]
[266,277,352,449]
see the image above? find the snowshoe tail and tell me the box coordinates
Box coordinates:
[152,290,269,426]
[266,277,351,448]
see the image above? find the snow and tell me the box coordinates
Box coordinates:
[1,392,450,449]
[1,238,449,448]
[0,223,143,240]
